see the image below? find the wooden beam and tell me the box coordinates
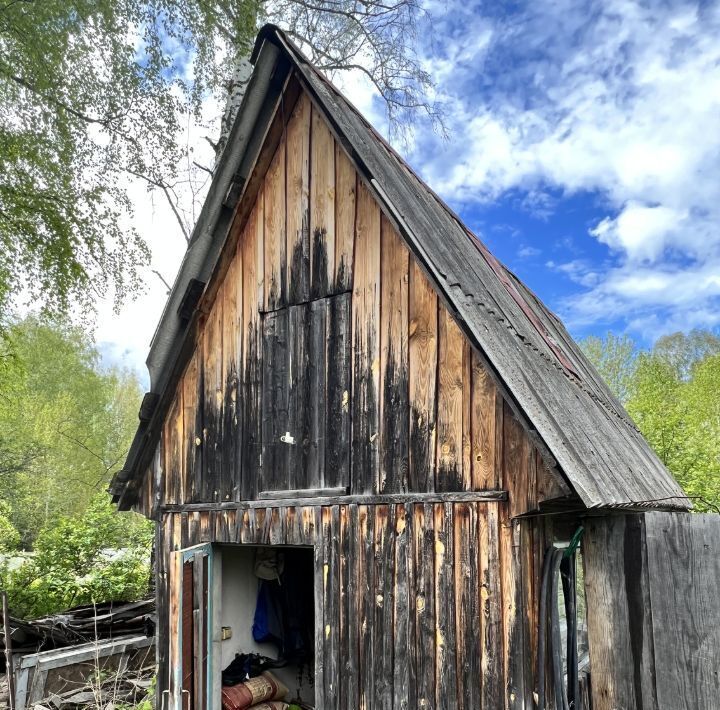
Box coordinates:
[161,490,507,512]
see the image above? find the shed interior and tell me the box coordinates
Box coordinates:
[217,545,316,708]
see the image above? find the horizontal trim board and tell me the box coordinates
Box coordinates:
[258,487,350,500]
[161,490,507,512]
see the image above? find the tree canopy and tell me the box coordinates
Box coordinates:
[0,0,432,324]
[581,329,720,511]
[0,316,143,545]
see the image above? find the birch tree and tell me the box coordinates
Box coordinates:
[0,0,434,323]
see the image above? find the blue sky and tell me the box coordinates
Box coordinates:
[401,0,720,342]
[97,0,720,379]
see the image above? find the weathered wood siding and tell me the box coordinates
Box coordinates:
[584,512,720,710]
[134,79,567,510]
[138,75,576,710]
[156,501,558,710]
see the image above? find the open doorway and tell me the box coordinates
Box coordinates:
[216,545,315,709]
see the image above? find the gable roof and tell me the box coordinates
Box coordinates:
[111,25,689,512]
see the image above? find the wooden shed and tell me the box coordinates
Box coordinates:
[111,25,719,710]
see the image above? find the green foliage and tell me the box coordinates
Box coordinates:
[580,332,637,403]
[1,493,153,618]
[0,316,143,545]
[0,1,258,320]
[0,500,20,553]
[581,330,720,511]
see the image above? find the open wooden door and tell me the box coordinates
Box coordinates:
[169,544,214,710]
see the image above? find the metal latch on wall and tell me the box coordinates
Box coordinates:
[280,432,295,445]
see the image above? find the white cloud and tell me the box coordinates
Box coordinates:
[590,203,687,263]
[410,0,720,336]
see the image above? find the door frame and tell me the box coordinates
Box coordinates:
[169,543,214,710]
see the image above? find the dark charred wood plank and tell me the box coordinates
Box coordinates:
[308,298,327,487]
[325,292,352,488]
[351,181,381,494]
[221,254,240,501]
[334,144,356,292]
[454,502,480,709]
[324,506,341,706]
[434,502,456,710]
[263,135,286,311]
[202,294,223,502]
[345,504,360,708]
[393,503,411,710]
[373,505,394,709]
[408,259,438,492]
[164,393,183,505]
[286,93,311,304]
[261,308,289,491]
[358,505,374,710]
[287,303,310,490]
[481,504,503,708]
[310,105,335,299]
[411,503,435,708]
[436,306,465,492]
[241,201,263,499]
[380,216,410,494]
[183,351,203,503]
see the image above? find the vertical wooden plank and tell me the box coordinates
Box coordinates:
[434,503,456,710]
[351,182,381,494]
[168,552,183,708]
[345,503,360,708]
[164,393,183,505]
[436,305,465,491]
[202,294,223,502]
[358,505,374,710]
[462,342,472,489]
[264,136,286,311]
[471,352,498,489]
[583,516,639,710]
[241,202,263,499]
[310,106,335,298]
[504,402,530,517]
[156,519,170,699]
[338,504,350,708]
[323,506,340,706]
[261,309,289,492]
[182,352,202,503]
[409,260,438,492]
[334,144,356,292]
[221,255,239,501]
[287,304,310,490]
[393,503,411,710]
[454,503,480,709]
[645,513,720,710]
[373,505,394,709]
[380,217,410,493]
[481,504,503,708]
[311,507,324,703]
[412,503,435,708]
[308,298,327,487]
[286,93,311,304]
[325,292,352,488]
[192,553,205,710]
[499,507,528,709]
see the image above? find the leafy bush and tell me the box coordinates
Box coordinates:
[2,493,153,618]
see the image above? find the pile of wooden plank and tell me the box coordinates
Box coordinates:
[1,600,155,663]
[20,661,154,709]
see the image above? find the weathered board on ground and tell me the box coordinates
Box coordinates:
[584,512,720,710]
